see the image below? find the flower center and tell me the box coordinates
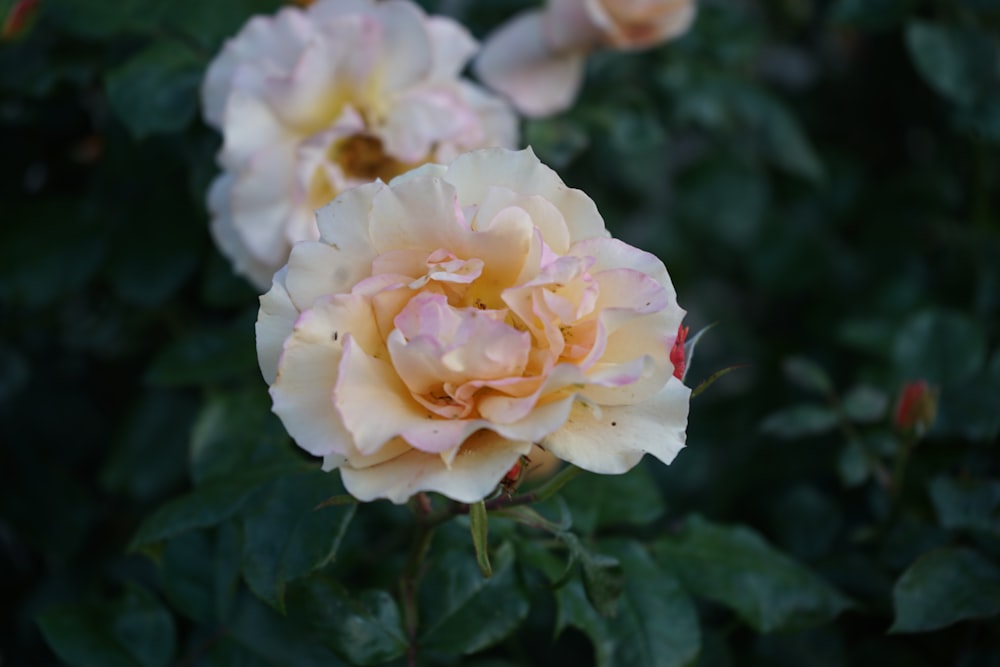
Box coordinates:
[335,135,420,183]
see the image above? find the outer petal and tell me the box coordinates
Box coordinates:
[372,0,434,94]
[445,148,608,243]
[340,430,531,503]
[207,173,279,289]
[271,296,373,458]
[473,9,586,118]
[426,16,478,81]
[256,267,298,384]
[541,377,690,473]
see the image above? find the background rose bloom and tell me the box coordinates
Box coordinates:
[203,0,518,289]
[257,148,690,503]
[475,0,695,117]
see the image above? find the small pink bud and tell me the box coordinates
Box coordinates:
[670,325,688,380]
[2,0,39,40]
[894,380,937,436]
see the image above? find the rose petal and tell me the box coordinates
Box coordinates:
[339,429,531,503]
[426,16,478,80]
[272,296,374,457]
[256,267,299,384]
[208,173,278,289]
[473,9,586,118]
[541,377,690,473]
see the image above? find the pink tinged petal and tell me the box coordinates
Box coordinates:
[541,377,690,473]
[315,179,380,248]
[477,363,586,424]
[340,430,532,503]
[582,310,677,406]
[307,0,379,23]
[570,236,676,296]
[256,267,299,384]
[452,81,520,151]
[368,174,465,254]
[372,0,434,93]
[381,88,479,163]
[207,173,279,289]
[372,247,427,279]
[260,36,347,133]
[472,10,586,118]
[473,188,571,254]
[334,336,431,455]
[426,16,478,80]
[202,8,314,127]
[271,298,370,458]
[445,148,608,243]
[597,0,697,50]
[591,267,671,335]
[490,394,577,442]
[545,0,606,52]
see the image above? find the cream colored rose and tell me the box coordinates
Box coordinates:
[256,148,690,503]
[203,0,518,289]
[475,0,695,117]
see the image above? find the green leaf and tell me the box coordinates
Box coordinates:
[240,471,357,611]
[837,439,871,487]
[105,41,204,140]
[842,385,889,423]
[783,356,834,396]
[759,404,838,439]
[559,463,665,534]
[893,309,987,387]
[891,547,1000,632]
[653,516,851,633]
[929,476,1000,535]
[189,388,296,485]
[287,580,407,665]
[419,537,529,654]
[38,586,176,667]
[226,589,348,666]
[129,467,299,549]
[558,540,700,667]
[469,500,492,578]
[905,22,1000,109]
[159,532,215,624]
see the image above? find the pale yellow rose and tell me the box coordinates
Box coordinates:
[256,148,690,504]
[203,0,518,288]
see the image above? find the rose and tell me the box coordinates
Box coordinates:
[474,0,696,117]
[257,147,691,503]
[203,0,518,289]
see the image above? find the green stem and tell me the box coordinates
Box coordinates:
[400,494,437,667]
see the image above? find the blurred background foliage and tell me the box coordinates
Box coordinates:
[2,0,999,665]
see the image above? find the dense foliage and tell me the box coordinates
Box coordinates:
[2,0,999,665]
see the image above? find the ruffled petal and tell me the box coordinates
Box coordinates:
[541,377,690,473]
[340,430,531,503]
[256,267,299,384]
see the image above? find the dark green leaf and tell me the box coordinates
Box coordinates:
[837,439,871,487]
[783,356,834,396]
[905,22,1000,108]
[892,309,987,387]
[105,41,204,139]
[240,471,357,610]
[891,547,1000,632]
[842,385,889,423]
[38,586,175,667]
[929,477,1000,535]
[558,540,699,667]
[654,516,850,632]
[159,531,215,624]
[287,580,406,665]
[419,538,529,654]
[189,388,296,485]
[759,404,838,439]
[227,590,348,666]
[559,463,665,534]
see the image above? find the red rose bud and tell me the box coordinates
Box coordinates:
[894,380,937,436]
[670,325,688,381]
[2,0,40,40]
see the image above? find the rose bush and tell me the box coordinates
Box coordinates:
[256,147,690,503]
[203,0,518,288]
[475,0,696,116]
